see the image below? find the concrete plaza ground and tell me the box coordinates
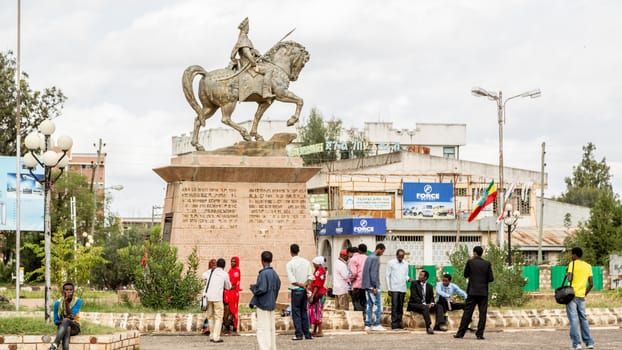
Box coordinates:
[140,327,622,350]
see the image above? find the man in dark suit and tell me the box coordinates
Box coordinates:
[407,270,442,334]
[454,245,494,340]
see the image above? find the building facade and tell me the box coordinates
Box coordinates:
[171,120,467,158]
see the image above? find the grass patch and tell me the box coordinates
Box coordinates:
[0,317,122,335]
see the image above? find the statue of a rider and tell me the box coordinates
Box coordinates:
[229,17,273,99]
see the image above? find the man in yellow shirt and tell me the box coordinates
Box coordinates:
[566,247,595,350]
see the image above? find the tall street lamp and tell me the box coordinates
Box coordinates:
[471,87,541,247]
[310,203,327,248]
[23,119,73,322]
[503,203,520,266]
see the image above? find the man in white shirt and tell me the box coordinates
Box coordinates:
[286,243,314,340]
[202,258,232,343]
[386,249,412,329]
[333,249,351,310]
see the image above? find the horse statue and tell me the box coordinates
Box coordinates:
[182,40,310,151]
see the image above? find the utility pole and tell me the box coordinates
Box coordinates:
[89,138,104,237]
[15,0,22,311]
[537,142,546,264]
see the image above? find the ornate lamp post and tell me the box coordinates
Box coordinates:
[471,87,540,247]
[503,203,520,266]
[310,203,327,248]
[23,119,73,322]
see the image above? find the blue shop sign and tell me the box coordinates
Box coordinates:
[403,182,454,202]
[322,217,386,236]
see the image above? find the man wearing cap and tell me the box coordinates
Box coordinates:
[333,249,351,310]
[386,249,412,330]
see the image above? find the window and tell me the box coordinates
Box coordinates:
[455,188,467,196]
[443,146,456,159]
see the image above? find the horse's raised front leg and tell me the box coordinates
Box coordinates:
[274,88,304,126]
[220,102,251,141]
[250,101,272,141]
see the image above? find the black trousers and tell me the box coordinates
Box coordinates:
[436,298,466,324]
[291,289,312,339]
[457,295,488,337]
[408,303,443,329]
[53,318,80,350]
[389,291,406,329]
[351,288,366,312]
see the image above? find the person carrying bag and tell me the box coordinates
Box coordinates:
[555,261,575,305]
[201,269,214,311]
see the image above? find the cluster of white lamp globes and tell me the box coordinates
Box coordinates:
[23,119,73,171]
[310,203,328,241]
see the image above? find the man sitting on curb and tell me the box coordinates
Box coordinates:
[435,273,467,331]
[407,270,443,334]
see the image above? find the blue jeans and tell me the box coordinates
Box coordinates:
[365,289,382,327]
[566,297,594,347]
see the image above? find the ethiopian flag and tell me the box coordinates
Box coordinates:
[467,180,498,222]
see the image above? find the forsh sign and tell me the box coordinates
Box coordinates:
[402,182,454,219]
[322,217,387,236]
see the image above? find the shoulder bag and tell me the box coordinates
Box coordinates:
[555,261,575,305]
[200,270,214,311]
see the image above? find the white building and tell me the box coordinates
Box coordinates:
[171,120,466,158]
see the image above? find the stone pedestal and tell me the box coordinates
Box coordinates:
[153,152,320,303]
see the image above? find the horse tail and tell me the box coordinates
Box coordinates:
[182,65,208,116]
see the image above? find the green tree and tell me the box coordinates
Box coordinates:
[0,50,66,155]
[564,190,622,266]
[448,242,527,307]
[51,171,95,236]
[297,108,343,164]
[558,142,612,207]
[92,225,148,290]
[23,231,106,289]
[132,232,202,310]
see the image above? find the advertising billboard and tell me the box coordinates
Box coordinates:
[322,217,386,236]
[402,182,454,219]
[0,156,44,231]
[342,195,392,210]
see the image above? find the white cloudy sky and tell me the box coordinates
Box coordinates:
[1,0,620,217]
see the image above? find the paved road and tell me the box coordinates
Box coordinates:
[140,327,622,350]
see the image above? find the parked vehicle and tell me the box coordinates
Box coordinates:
[421,204,434,217]
[434,205,448,216]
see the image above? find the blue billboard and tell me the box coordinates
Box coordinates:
[0,156,44,231]
[402,182,454,219]
[322,217,386,236]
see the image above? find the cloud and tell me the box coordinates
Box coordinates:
[2,0,621,216]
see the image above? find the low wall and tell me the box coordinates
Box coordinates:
[80,308,622,333]
[0,331,139,350]
[2,307,620,336]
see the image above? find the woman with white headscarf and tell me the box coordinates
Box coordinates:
[309,256,327,337]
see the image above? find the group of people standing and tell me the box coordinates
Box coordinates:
[201,244,596,350]
[333,244,493,338]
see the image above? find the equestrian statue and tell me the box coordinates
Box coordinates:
[182,17,310,151]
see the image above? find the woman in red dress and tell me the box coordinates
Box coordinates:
[223,256,241,335]
[309,256,327,337]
